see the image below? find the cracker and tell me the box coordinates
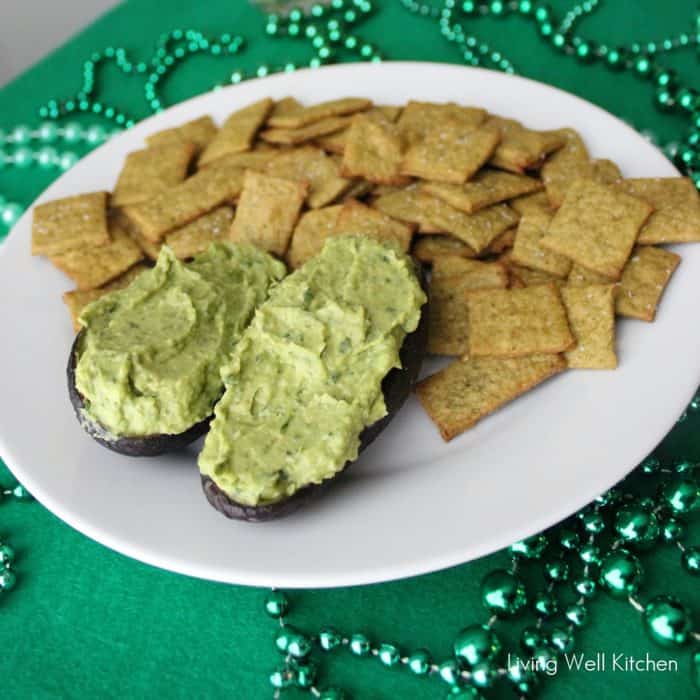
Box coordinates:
[616,177,700,244]
[198,147,278,172]
[416,354,566,441]
[485,227,516,255]
[229,171,307,256]
[616,245,680,321]
[333,199,414,251]
[541,178,653,279]
[566,262,611,287]
[199,98,273,166]
[260,116,351,146]
[126,225,163,261]
[541,129,591,207]
[373,186,442,233]
[340,179,374,202]
[427,200,520,254]
[286,205,343,269]
[510,190,552,216]
[50,222,144,290]
[267,97,371,129]
[507,263,562,288]
[412,235,476,263]
[112,141,196,207]
[467,283,574,357]
[165,206,234,259]
[268,97,303,121]
[146,115,218,153]
[591,159,622,185]
[487,117,565,173]
[397,101,487,147]
[31,191,110,256]
[265,146,351,208]
[314,106,402,155]
[432,256,508,286]
[510,209,571,277]
[62,263,148,332]
[121,158,245,242]
[400,123,501,184]
[561,285,617,369]
[341,113,408,185]
[424,169,542,214]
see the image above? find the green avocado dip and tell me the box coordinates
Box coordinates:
[198,236,426,506]
[74,243,286,438]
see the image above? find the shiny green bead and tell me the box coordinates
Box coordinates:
[274,627,292,653]
[481,570,527,616]
[614,505,660,549]
[549,626,574,654]
[38,122,59,143]
[634,56,653,77]
[538,21,553,38]
[453,625,501,666]
[0,203,23,228]
[438,659,461,686]
[677,88,699,112]
[62,122,83,143]
[579,543,600,565]
[349,633,370,656]
[13,147,33,168]
[319,688,346,700]
[518,0,532,13]
[575,41,595,62]
[11,125,32,144]
[59,152,78,171]
[641,456,661,473]
[692,650,700,691]
[36,147,57,168]
[596,487,622,506]
[580,509,605,534]
[661,516,686,543]
[462,1,477,14]
[378,643,400,667]
[544,558,569,582]
[605,47,626,70]
[532,590,558,617]
[0,568,16,591]
[520,626,544,652]
[552,33,566,50]
[489,1,505,15]
[559,529,580,550]
[264,590,288,618]
[295,661,317,688]
[85,125,106,145]
[654,70,677,89]
[573,577,596,598]
[269,664,292,689]
[470,661,497,688]
[660,478,699,513]
[599,548,644,597]
[673,459,696,473]
[534,3,550,22]
[506,655,539,696]
[287,633,311,658]
[643,595,693,647]
[655,88,675,112]
[319,627,341,651]
[0,544,14,566]
[510,533,548,559]
[407,648,432,675]
[565,603,588,627]
[681,545,700,575]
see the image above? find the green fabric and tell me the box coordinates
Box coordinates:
[1,1,698,698]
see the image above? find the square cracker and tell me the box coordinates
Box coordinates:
[467,283,574,357]
[561,285,617,369]
[510,209,571,277]
[146,115,218,153]
[373,186,442,233]
[427,200,520,254]
[400,123,500,184]
[50,222,144,290]
[165,206,234,259]
[591,159,622,185]
[265,146,350,208]
[432,255,508,285]
[510,190,552,216]
[229,171,307,256]
[266,97,371,129]
[423,169,542,214]
[198,147,278,172]
[32,191,110,256]
[485,226,516,255]
[315,106,402,155]
[397,101,487,147]
[541,178,652,279]
[541,129,591,207]
[416,354,566,441]
[268,96,303,121]
[616,245,680,321]
[616,177,700,244]
[199,98,273,166]
[566,262,611,287]
[507,264,562,288]
[121,158,245,242]
[286,205,343,269]
[112,141,196,207]
[62,263,148,332]
[333,199,414,251]
[260,116,351,146]
[487,117,565,173]
[412,235,475,263]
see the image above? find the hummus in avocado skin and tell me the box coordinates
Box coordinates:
[75,243,285,438]
[198,236,426,506]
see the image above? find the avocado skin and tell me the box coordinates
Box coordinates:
[201,266,430,522]
[67,331,211,457]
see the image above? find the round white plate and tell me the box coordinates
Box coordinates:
[0,62,694,588]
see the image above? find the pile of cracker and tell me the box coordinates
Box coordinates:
[30,97,700,441]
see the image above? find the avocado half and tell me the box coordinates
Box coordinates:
[200,268,429,522]
[67,331,211,457]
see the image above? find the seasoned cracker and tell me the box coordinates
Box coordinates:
[424,169,542,214]
[198,147,278,172]
[416,354,566,441]
[487,117,565,173]
[268,97,303,121]
[616,245,680,321]
[32,191,110,256]
[510,209,571,277]
[333,199,414,251]
[267,97,371,129]
[591,159,622,185]
[566,262,611,287]
[541,129,591,207]
[432,256,508,285]
[165,206,234,259]
[265,146,351,208]
[146,115,218,153]
[199,98,273,166]
[397,101,487,147]
[112,141,196,207]
[260,116,351,146]
[485,227,516,255]
[50,222,144,290]
[412,235,476,263]
[510,190,552,216]
[400,123,500,184]
[229,171,307,256]
[314,106,402,155]
[616,177,700,244]
[121,158,245,242]
[507,263,562,288]
[286,205,342,269]
[541,178,652,279]
[373,186,442,233]
[561,285,617,369]
[340,179,374,202]
[467,283,574,357]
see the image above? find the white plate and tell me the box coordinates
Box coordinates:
[0,62,694,588]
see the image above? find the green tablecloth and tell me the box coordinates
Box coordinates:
[1,1,698,698]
